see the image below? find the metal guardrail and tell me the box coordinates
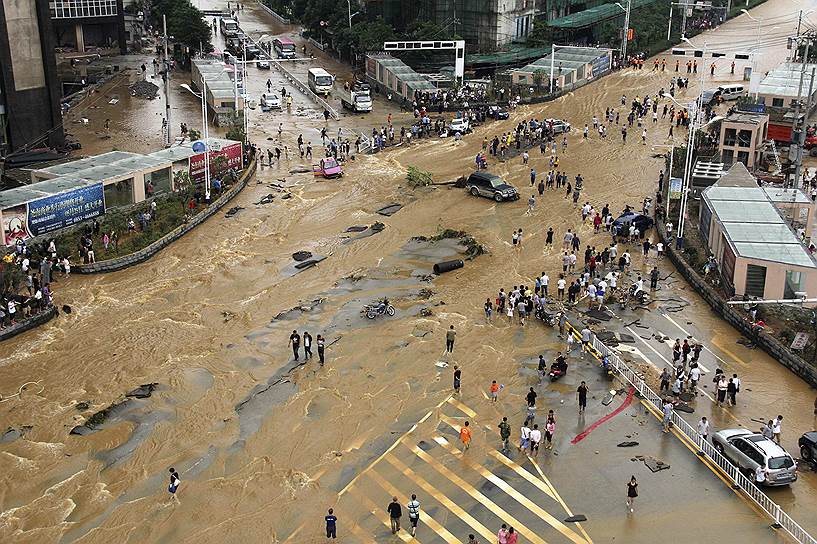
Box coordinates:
[255,0,290,24]
[267,58,340,120]
[566,321,816,544]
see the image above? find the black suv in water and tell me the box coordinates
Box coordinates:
[465,172,519,202]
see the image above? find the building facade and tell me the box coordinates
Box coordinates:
[718,111,769,170]
[0,0,65,154]
[49,0,126,53]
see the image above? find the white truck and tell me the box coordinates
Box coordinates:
[341,88,372,113]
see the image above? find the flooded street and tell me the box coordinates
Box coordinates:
[3,0,817,542]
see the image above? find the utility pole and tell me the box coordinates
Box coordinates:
[622,0,631,62]
[792,35,812,189]
[681,0,687,38]
[163,15,171,147]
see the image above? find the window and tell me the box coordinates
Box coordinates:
[737,151,750,165]
[745,264,767,298]
[784,270,805,299]
[724,128,737,146]
[50,0,118,18]
[772,98,784,108]
[738,129,752,147]
[722,149,734,165]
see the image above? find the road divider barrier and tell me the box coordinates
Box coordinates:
[569,320,816,544]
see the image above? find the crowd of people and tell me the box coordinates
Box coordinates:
[1,238,58,327]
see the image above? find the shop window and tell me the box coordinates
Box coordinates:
[745,264,767,298]
[103,178,134,208]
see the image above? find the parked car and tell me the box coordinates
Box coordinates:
[712,429,798,486]
[465,171,519,202]
[612,212,654,233]
[799,431,817,464]
[256,59,271,69]
[544,118,571,134]
[700,88,720,107]
[488,105,510,120]
[260,93,281,111]
[449,117,471,134]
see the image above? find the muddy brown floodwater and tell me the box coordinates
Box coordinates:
[4,1,817,542]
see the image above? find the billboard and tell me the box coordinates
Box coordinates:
[190,141,242,182]
[3,183,105,245]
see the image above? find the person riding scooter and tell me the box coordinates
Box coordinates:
[549,354,568,381]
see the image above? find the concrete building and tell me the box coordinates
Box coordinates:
[508,45,612,88]
[699,162,817,300]
[756,62,817,112]
[1,138,241,245]
[49,0,126,53]
[449,0,535,51]
[191,59,245,126]
[718,111,769,170]
[0,0,65,155]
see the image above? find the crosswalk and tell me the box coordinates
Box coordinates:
[334,396,593,543]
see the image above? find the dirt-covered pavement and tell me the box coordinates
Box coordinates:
[3,0,817,542]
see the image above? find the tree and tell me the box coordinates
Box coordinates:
[225,115,246,145]
[153,0,212,53]
[532,69,547,92]
[0,262,24,298]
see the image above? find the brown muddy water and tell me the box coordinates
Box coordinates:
[4,1,817,541]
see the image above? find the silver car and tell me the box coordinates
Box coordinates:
[712,429,797,486]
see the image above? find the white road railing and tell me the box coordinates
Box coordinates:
[566,321,816,544]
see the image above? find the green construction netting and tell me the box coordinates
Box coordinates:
[548,0,660,29]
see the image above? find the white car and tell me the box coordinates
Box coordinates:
[260,93,281,110]
[256,59,271,69]
[449,117,470,134]
[544,118,571,134]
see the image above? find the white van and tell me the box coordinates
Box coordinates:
[717,84,745,101]
[308,68,334,96]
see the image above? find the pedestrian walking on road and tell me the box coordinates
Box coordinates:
[545,417,556,449]
[317,334,326,366]
[460,421,472,450]
[626,476,638,512]
[716,375,728,406]
[518,423,531,451]
[167,468,180,502]
[577,381,588,412]
[325,508,337,539]
[467,534,479,544]
[697,416,710,442]
[490,380,501,402]
[446,325,456,353]
[303,331,313,359]
[453,365,461,394]
[499,417,511,451]
[526,387,537,407]
[497,524,510,544]
[727,378,737,406]
[662,399,673,433]
[529,424,542,455]
[761,420,774,440]
[407,494,420,536]
[387,497,402,533]
[288,330,301,360]
[772,415,783,444]
[484,298,493,322]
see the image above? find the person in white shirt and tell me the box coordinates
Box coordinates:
[656,241,664,257]
[518,424,531,451]
[540,273,549,297]
[697,416,710,441]
[755,465,767,485]
[772,415,783,444]
[689,364,701,394]
[587,283,597,305]
[609,273,618,291]
[557,277,567,300]
[21,257,29,272]
[529,424,542,455]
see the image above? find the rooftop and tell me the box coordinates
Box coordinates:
[757,62,817,98]
[723,111,769,125]
[702,163,817,268]
[548,0,662,29]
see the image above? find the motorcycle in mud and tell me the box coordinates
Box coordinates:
[362,298,396,319]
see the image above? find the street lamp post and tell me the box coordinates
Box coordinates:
[615,0,632,63]
[675,37,708,249]
[180,80,211,200]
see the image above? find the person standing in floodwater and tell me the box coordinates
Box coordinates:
[288,330,301,360]
[446,325,456,353]
[303,331,313,359]
[460,421,472,450]
[325,508,337,539]
[317,334,326,365]
[453,365,462,393]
